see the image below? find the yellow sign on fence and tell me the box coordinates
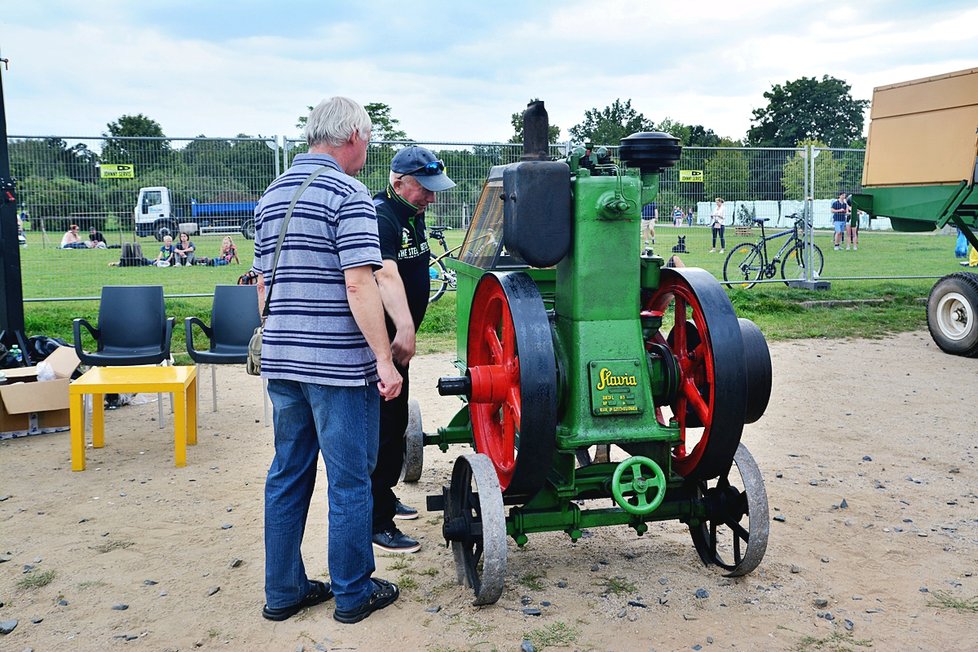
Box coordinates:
[99,164,134,179]
[679,169,704,183]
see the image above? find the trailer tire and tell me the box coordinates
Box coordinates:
[927,272,978,357]
[241,218,256,240]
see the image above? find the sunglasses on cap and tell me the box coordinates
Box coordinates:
[398,160,446,178]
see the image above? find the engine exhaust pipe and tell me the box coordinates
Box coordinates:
[521,100,549,161]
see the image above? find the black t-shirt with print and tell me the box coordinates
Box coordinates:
[374,186,431,336]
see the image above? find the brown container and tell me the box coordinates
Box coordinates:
[862,67,978,188]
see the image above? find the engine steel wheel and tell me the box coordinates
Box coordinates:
[467,272,557,496]
[926,273,978,357]
[689,443,769,576]
[738,318,772,424]
[444,453,507,606]
[645,268,747,480]
[399,399,424,483]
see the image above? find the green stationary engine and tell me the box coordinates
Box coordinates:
[406,101,773,605]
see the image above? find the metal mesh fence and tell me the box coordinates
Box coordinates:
[7,136,962,301]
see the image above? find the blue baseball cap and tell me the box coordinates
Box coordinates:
[390,146,456,192]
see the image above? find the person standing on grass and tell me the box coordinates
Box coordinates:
[847,202,862,252]
[255,97,403,625]
[709,197,726,253]
[831,191,849,250]
[641,202,657,248]
[369,145,456,555]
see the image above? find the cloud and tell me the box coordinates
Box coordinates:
[2,0,976,145]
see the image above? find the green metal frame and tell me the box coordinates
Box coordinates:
[852,181,978,250]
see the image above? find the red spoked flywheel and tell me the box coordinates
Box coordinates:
[644,268,747,481]
[467,272,556,498]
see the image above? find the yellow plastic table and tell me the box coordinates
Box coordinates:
[69,366,198,471]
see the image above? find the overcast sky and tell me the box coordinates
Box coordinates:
[1,0,976,144]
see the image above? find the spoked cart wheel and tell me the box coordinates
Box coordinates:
[399,399,424,483]
[688,442,769,576]
[443,453,507,605]
[643,268,748,481]
[466,272,557,498]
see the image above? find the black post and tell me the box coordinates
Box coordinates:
[0,58,30,362]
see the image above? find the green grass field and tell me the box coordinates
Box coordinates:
[13,225,969,363]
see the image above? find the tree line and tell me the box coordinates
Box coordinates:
[11,75,867,229]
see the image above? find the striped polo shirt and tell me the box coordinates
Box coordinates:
[254,153,383,386]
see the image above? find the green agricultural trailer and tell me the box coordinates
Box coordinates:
[851,67,978,356]
[403,102,773,605]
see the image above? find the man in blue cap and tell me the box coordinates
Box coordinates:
[371,145,455,553]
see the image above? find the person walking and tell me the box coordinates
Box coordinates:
[370,146,456,554]
[256,96,403,625]
[709,197,726,253]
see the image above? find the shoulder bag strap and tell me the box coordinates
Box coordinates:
[262,165,331,318]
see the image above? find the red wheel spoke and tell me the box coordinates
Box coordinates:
[673,302,688,356]
[484,324,503,362]
[506,386,521,431]
[681,378,710,424]
[501,314,515,360]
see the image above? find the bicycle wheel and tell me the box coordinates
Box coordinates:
[780,243,824,285]
[723,243,764,289]
[429,255,450,303]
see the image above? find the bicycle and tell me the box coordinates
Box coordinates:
[722,214,824,289]
[428,225,460,303]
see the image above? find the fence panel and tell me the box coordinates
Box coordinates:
[10,135,279,301]
[9,136,966,301]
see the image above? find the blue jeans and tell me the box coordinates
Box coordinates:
[264,378,379,612]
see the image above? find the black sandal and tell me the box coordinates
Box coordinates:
[262,579,333,621]
[333,577,399,624]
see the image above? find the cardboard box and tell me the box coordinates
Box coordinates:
[0,346,80,439]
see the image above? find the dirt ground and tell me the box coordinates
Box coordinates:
[1,330,977,651]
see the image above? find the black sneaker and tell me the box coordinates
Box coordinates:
[261,579,333,621]
[334,577,399,624]
[393,499,419,520]
[372,527,421,554]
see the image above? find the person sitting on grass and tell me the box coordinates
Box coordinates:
[108,242,153,267]
[60,224,88,249]
[174,232,196,266]
[87,227,108,249]
[214,235,240,265]
[156,235,177,266]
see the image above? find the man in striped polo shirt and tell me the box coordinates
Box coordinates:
[256,97,403,625]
